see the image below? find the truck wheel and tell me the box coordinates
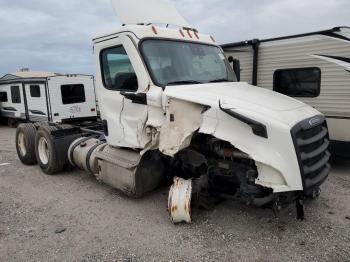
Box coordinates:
[16,123,37,165]
[35,126,63,175]
[168,177,193,224]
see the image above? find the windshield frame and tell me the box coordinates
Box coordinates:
[138,37,236,88]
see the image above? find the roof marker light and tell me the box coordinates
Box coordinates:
[152,26,158,35]
[179,29,185,37]
[187,30,192,38]
[194,31,199,39]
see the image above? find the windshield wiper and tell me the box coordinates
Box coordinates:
[208,78,232,83]
[166,80,203,86]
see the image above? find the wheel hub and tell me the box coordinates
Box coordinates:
[17,132,27,156]
[38,137,50,165]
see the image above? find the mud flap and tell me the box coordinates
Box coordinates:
[296,197,305,220]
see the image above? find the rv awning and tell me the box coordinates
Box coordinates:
[0,72,60,84]
[12,72,58,78]
[111,0,191,28]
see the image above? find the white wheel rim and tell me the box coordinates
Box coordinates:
[38,137,50,165]
[18,132,27,156]
[168,177,192,223]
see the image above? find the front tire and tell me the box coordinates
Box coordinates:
[16,123,37,165]
[35,126,64,175]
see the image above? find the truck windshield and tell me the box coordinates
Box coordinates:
[140,39,236,87]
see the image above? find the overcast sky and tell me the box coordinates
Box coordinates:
[0,0,348,76]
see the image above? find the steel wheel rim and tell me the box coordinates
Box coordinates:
[18,132,27,156]
[38,137,49,165]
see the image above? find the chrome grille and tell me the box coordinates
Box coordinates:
[291,115,331,193]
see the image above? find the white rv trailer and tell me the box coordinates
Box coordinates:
[221,26,350,157]
[0,71,98,125]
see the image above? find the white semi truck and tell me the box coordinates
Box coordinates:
[15,0,331,223]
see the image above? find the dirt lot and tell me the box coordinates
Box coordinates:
[0,125,349,262]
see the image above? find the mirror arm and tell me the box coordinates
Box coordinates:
[120,91,147,105]
[228,56,241,82]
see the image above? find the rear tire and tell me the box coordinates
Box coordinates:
[35,126,64,175]
[16,123,37,165]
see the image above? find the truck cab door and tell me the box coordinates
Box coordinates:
[96,35,150,148]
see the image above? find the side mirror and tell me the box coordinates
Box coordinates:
[228,56,241,82]
[114,72,138,91]
[227,56,234,63]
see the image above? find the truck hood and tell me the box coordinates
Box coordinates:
[164,82,305,112]
[163,81,320,128]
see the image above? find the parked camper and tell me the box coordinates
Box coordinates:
[222,27,350,157]
[0,71,98,126]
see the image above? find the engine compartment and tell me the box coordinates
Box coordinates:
[166,133,310,222]
[166,134,278,213]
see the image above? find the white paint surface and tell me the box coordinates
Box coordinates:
[48,75,97,123]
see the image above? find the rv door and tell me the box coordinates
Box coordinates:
[24,83,49,122]
[0,84,27,120]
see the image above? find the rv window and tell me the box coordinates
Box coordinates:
[61,84,86,104]
[11,86,21,103]
[0,92,8,102]
[100,46,138,91]
[30,85,41,97]
[273,68,321,97]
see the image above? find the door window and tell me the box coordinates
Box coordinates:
[100,46,138,91]
[11,86,21,103]
[30,85,41,97]
[273,68,321,97]
[61,84,86,104]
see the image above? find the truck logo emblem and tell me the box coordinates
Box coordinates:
[309,117,321,127]
[69,106,81,114]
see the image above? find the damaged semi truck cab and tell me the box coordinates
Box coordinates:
[92,22,330,221]
[16,0,330,223]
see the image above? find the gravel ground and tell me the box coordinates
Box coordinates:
[0,125,349,262]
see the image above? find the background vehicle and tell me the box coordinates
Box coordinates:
[0,70,97,127]
[15,0,331,223]
[222,27,350,157]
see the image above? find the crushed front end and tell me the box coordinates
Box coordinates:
[167,112,331,223]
